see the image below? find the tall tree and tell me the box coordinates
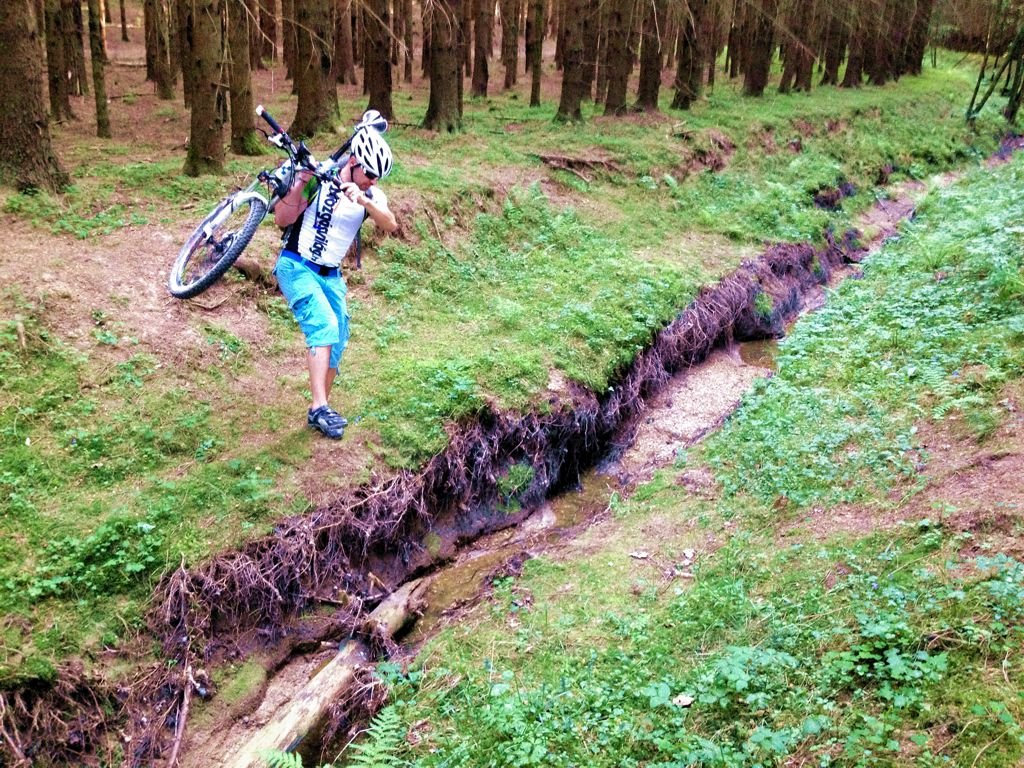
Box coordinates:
[602,0,635,115]
[819,3,847,86]
[0,0,70,192]
[151,0,177,99]
[472,0,493,96]
[778,0,816,93]
[282,0,296,80]
[500,0,520,87]
[45,0,75,122]
[635,0,666,110]
[258,0,277,62]
[403,0,414,82]
[527,0,545,105]
[334,0,357,83]
[65,0,88,96]
[364,0,395,118]
[228,0,260,153]
[906,0,937,76]
[841,0,867,88]
[86,0,112,137]
[292,0,339,136]
[423,0,464,131]
[176,0,195,107]
[120,0,129,41]
[742,0,777,96]
[672,0,709,108]
[554,0,592,121]
[183,0,226,175]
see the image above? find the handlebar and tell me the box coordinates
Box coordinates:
[255,104,389,190]
[255,104,283,134]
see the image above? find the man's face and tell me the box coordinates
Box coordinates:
[352,161,378,191]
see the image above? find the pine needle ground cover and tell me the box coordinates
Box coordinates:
[0,54,1009,686]
[355,157,1024,767]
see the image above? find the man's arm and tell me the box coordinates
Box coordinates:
[273,170,315,228]
[339,183,398,234]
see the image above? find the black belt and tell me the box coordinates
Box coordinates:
[281,250,339,277]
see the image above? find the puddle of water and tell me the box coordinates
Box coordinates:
[406,475,615,642]
[738,338,780,370]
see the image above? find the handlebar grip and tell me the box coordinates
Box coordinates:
[256,104,284,135]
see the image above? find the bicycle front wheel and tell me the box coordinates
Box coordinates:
[168,194,268,299]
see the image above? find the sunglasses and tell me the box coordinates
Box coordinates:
[358,163,379,181]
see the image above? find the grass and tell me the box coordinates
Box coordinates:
[0,50,1015,692]
[328,156,1024,767]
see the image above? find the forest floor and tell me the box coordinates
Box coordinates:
[2,7,1023,766]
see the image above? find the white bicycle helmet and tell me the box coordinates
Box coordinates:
[350,129,394,179]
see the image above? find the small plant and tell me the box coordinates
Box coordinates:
[333,705,408,768]
[260,750,303,768]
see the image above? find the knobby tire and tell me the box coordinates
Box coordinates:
[168,196,268,299]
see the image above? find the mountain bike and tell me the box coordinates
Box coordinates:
[167,106,388,299]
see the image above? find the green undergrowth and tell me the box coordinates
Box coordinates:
[348,188,693,464]
[704,154,1024,507]
[329,157,1024,766]
[0,50,1015,691]
[0,290,309,684]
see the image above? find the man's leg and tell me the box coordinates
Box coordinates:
[309,346,332,409]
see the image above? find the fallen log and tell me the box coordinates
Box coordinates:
[226,578,429,768]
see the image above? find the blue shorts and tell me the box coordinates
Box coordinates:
[275,251,350,369]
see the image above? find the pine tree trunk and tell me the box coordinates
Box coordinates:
[228,0,259,153]
[66,0,88,96]
[1,0,71,192]
[291,0,338,136]
[364,0,395,119]
[423,0,463,131]
[742,0,776,96]
[500,0,519,88]
[527,0,544,105]
[727,0,742,78]
[144,0,157,80]
[601,0,633,115]
[472,0,492,96]
[841,1,866,88]
[554,0,590,121]
[259,0,277,62]
[705,0,722,92]
[281,0,296,81]
[463,0,473,72]
[86,0,112,137]
[421,0,431,75]
[176,0,194,107]
[634,0,664,110]
[392,2,402,66]
[905,0,934,76]
[45,0,75,121]
[335,0,356,83]
[865,0,891,85]
[403,0,414,82]
[819,3,846,86]
[592,6,607,103]
[183,0,226,175]
[671,0,705,109]
[153,0,176,99]
[119,0,128,40]
[778,0,814,93]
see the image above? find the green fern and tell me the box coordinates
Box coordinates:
[341,705,408,768]
[260,749,304,768]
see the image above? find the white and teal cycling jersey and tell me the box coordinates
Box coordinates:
[283,177,389,269]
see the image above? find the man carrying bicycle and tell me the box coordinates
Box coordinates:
[273,128,398,440]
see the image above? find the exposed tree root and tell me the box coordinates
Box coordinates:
[532,153,624,182]
[0,227,867,766]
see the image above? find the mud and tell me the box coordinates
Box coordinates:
[0,178,935,766]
